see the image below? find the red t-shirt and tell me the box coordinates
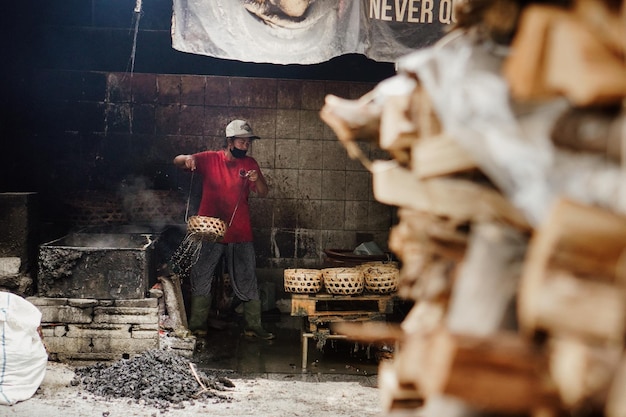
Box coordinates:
[193,150,262,243]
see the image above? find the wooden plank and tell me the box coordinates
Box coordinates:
[158,275,188,331]
[606,353,626,417]
[291,293,394,316]
[309,312,386,323]
[502,5,565,101]
[535,270,626,343]
[550,106,623,163]
[370,160,530,231]
[574,0,626,62]
[549,336,622,408]
[412,133,477,179]
[543,15,626,106]
[291,297,317,316]
[332,321,404,343]
[417,329,557,413]
[379,361,425,412]
[519,198,626,337]
[446,222,527,334]
[379,94,419,151]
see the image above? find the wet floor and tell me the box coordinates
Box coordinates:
[192,309,384,383]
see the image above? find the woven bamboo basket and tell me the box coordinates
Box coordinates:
[284,269,323,294]
[187,216,227,242]
[322,267,364,295]
[362,264,399,294]
[358,261,400,270]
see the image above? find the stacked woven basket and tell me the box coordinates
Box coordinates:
[284,262,399,295]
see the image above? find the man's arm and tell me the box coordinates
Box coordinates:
[173,154,196,171]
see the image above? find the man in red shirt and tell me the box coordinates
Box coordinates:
[173,119,274,339]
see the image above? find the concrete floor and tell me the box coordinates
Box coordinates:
[192,310,383,385]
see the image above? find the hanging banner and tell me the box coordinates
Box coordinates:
[171,0,456,65]
[362,0,457,61]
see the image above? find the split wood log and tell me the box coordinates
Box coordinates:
[412,133,478,179]
[551,106,625,163]
[502,5,566,101]
[394,301,447,396]
[446,222,527,335]
[533,269,626,343]
[574,0,626,58]
[543,14,626,106]
[379,83,442,152]
[398,207,470,254]
[518,198,626,341]
[340,302,446,413]
[371,160,530,231]
[416,328,559,414]
[606,353,626,417]
[331,321,404,345]
[401,300,447,335]
[504,4,626,105]
[379,360,425,412]
[379,94,418,151]
[549,336,622,409]
[388,220,459,302]
[320,93,380,144]
[405,259,457,303]
[319,93,381,169]
[158,275,188,331]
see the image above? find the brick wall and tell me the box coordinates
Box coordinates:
[3,0,397,273]
[22,70,394,269]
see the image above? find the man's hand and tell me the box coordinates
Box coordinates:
[173,154,196,171]
[185,156,196,171]
[247,170,258,182]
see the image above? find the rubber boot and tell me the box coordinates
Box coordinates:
[243,299,275,340]
[188,295,212,336]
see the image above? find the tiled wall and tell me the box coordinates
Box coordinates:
[27,70,394,269]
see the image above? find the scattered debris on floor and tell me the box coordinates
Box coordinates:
[71,349,235,412]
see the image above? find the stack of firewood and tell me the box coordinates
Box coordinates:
[321,0,626,415]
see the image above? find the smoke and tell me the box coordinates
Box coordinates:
[117,176,186,228]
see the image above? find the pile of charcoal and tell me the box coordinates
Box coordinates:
[71,349,235,412]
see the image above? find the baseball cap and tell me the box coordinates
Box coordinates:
[225,119,260,139]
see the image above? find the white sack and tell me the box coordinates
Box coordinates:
[0,291,48,406]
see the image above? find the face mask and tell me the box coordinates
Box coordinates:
[230,147,248,159]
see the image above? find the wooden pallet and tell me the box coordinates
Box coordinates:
[291,292,396,370]
[290,292,395,318]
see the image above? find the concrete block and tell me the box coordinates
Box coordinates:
[27,297,68,306]
[67,299,99,308]
[56,352,125,362]
[114,298,158,308]
[38,305,93,324]
[132,323,160,331]
[0,257,21,275]
[53,325,68,337]
[65,323,132,339]
[43,335,88,354]
[45,334,158,355]
[93,306,158,325]
[131,329,160,339]
[92,336,159,353]
[40,325,61,338]
[0,274,33,295]
[38,233,156,299]
[159,334,196,351]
